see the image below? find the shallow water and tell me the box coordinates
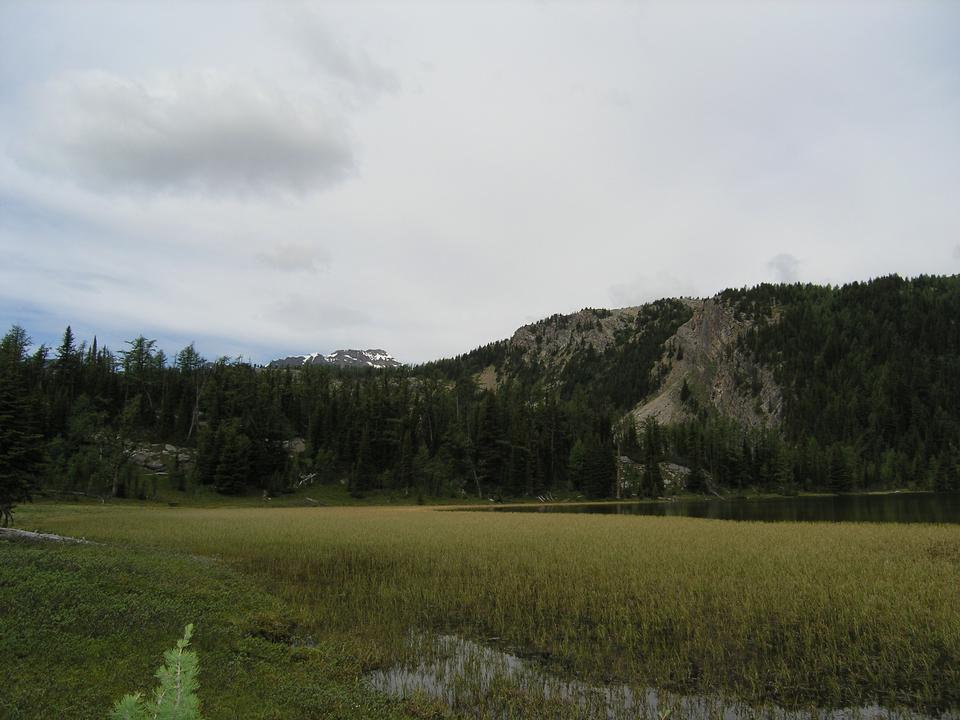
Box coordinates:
[368,634,957,720]
[482,492,960,523]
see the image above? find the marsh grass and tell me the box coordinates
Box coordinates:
[371,633,951,720]
[15,504,960,717]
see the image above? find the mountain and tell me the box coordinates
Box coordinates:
[7,273,960,504]
[269,348,401,369]
[425,274,960,490]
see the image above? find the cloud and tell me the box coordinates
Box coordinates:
[608,273,701,307]
[282,8,399,101]
[264,294,373,335]
[59,270,140,294]
[2,1,959,365]
[18,69,355,194]
[767,253,800,283]
[953,244,960,260]
[255,242,330,274]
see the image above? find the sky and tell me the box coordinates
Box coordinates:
[1,1,958,364]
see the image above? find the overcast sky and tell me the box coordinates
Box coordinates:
[1,1,958,364]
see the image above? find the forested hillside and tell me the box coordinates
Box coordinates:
[1,275,958,514]
[722,274,960,490]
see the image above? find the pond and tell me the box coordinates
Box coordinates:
[482,492,960,523]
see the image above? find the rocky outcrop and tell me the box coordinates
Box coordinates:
[476,365,499,391]
[129,443,195,473]
[632,298,782,430]
[283,438,307,455]
[507,307,643,374]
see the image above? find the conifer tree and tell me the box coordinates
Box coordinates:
[111,624,203,720]
[686,457,706,494]
[583,436,616,499]
[0,326,41,525]
[213,420,250,495]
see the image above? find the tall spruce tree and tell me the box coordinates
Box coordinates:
[0,326,42,525]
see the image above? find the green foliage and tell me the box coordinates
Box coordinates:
[718,275,960,491]
[568,432,615,498]
[5,276,960,502]
[0,326,42,524]
[1,529,419,720]
[686,458,706,494]
[17,504,960,716]
[212,420,250,495]
[110,625,202,720]
[559,300,692,410]
[582,437,615,499]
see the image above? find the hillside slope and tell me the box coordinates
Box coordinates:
[633,298,782,430]
[7,274,959,505]
[425,274,960,491]
[437,296,780,432]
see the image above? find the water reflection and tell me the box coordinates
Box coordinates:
[369,634,956,720]
[484,493,960,523]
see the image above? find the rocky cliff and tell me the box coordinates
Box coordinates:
[506,307,645,373]
[632,298,782,429]
[469,296,783,433]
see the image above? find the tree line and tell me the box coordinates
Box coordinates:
[1,275,958,520]
[0,323,628,509]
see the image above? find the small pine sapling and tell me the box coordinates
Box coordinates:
[110,624,203,720]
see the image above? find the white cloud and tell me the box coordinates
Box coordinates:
[767,253,800,284]
[18,69,355,195]
[1,1,958,364]
[279,6,399,101]
[608,273,701,307]
[256,242,330,274]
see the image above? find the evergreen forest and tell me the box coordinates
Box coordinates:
[2,274,959,514]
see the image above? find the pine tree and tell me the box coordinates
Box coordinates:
[56,325,76,367]
[475,397,506,490]
[642,420,665,497]
[686,457,706,494]
[0,326,41,526]
[583,437,615,499]
[829,444,853,492]
[213,420,250,495]
[0,365,40,525]
[351,423,372,495]
[568,437,587,492]
[175,343,205,440]
[111,624,203,720]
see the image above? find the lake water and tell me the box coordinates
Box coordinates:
[483,492,960,523]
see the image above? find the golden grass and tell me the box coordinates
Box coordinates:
[17,504,960,713]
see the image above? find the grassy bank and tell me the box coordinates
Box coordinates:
[9,503,960,717]
[0,531,434,720]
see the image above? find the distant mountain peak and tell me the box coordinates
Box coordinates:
[268,348,401,369]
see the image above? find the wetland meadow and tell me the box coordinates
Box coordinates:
[5,3,960,718]
[4,498,959,719]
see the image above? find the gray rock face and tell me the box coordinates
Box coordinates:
[128,443,196,472]
[633,298,783,430]
[269,349,401,369]
[485,296,782,434]
[507,307,643,374]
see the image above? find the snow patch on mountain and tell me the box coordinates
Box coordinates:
[269,348,401,369]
